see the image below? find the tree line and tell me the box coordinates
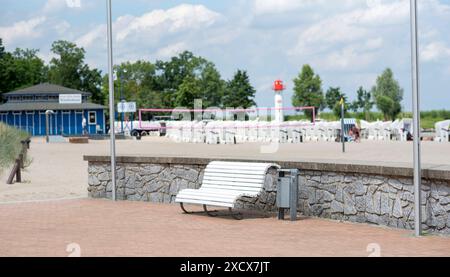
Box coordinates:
[0,39,256,111]
[292,65,404,121]
[1,38,404,122]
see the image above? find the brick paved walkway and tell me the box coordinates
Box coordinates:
[0,199,449,257]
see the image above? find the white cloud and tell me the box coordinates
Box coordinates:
[75,24,106,48]
[365,37,384,50]
[155,42,187,59]
[252,0,315,15]
[251,0,366,16]
[43,0,68,13]
[312,45,377,71]
[116,4,221,42]
[288,0,413,71]
[0,17,46,44]
[53,20,71,35]
[251,0,361,15]
[43,0,82,14]
[421,42,450,62]
[75,4,221,49]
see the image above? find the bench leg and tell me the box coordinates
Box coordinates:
[203,205,219,217]
[229,208,243,220]
[180,203,193,214]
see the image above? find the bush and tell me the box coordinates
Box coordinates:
[0,123,29,173]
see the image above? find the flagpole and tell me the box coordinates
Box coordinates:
[410,0,422,236]
[106,0,117,201]
[340,98,345,153]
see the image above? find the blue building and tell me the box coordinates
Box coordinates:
[0,83,106,136]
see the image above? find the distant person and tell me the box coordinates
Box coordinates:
[352,126,361,143]
[82,116,88,136]
[407,131,413,141]
[348,128,354,142]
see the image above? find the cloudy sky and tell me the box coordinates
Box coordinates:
[1,0,450,110]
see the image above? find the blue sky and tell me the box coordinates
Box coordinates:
[1,0,450,110]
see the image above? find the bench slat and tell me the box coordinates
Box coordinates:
[177,194,237,203]
[202,180,263,188]
[208,164,269,171]
[200,184,261,194]
[210,162,272,168]
[205,172,265,180]
[202,181,263,189]
[203,176,264,184]
[177,189,242,197]
[180,189,246,197]
[175,198,234,208]
[205,169,266,175]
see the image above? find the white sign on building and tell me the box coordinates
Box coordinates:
[59,94,82,104]
[117,102,137,113]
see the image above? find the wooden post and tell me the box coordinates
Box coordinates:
[19,153,24,169]
[21,141,27,164]
[16,159,21,183]
[6,159,21,185]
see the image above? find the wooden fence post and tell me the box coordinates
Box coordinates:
[6,159,21,185]
[6,137,30,185]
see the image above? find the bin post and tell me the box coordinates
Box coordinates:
[289,169,299,221]
[277,169,299,221]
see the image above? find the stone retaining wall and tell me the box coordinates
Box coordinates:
[85,156,450,235]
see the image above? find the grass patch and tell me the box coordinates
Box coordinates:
[0,123,29,173]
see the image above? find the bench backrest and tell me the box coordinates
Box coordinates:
[201,161,280,194]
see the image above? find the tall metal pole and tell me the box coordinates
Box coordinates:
[107,0,117,201]
[120,73,124,134]
[410,0,422,236]
[340,98,345,153]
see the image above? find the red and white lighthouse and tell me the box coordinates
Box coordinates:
[273,80,285,122]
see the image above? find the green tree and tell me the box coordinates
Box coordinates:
[325,87,348,118]
[372,68,403,121]
[115,61,159,107]
[0,45,45,101]
[175,75,203,108]
[292,65,324,121]
[80,65,103,104]
[48,40,85,87]
[199,62,225,108]
[352,86,374,120]
[223,70,256,109]
[155,51,207,108]
[0,38,4,58]
[48,40,103,104]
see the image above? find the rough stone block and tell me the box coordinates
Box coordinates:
[380,193,392,215]
[392,198,403,218]
[98,172,110,182]
[366,192,381,215]
[331,200,344,213]
[388,179,403,190]
[354,181,367,196]
[88,176,100,187]
[401,191,414,203]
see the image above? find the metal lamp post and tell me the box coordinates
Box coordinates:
[410,0,422,237]
[45,110,55,143]
[106,0,117,201]
[340,98,345,153]
[120,69,127,134]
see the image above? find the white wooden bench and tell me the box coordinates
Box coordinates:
[175,161,280,219]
